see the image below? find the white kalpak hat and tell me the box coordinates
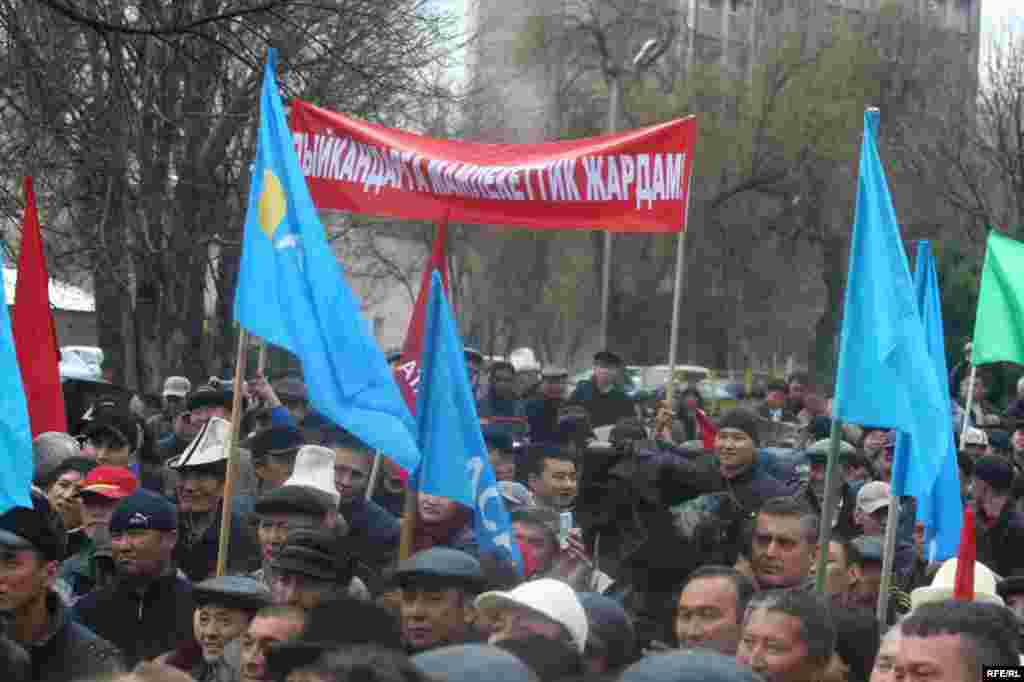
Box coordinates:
[281,445,340,508]
[910,558,1004,610]
[169,417,232,469]
[475,578,589,653]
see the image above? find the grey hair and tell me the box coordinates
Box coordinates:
[32,432,82,486]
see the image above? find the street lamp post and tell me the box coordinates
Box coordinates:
[598,39,662,351]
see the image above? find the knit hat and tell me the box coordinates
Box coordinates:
[716,409,761,445]
[109,490,178,534]
[271,527,353,583]
[974,455,1015,492]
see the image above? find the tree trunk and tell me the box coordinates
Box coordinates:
[810,235,846,393]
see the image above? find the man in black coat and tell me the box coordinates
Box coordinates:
[973,456,1024,579]
[802,439,858,541]
[0,490,123,681]
[73,490,195,667]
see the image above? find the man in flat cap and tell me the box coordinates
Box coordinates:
[568,351,636,428]
[248,425,305,494]
[0,490,123,681]
[184,576,272,682]
[802,439,858,540]
[525,367,570,443]
[393,547,486,653]
[269,527,357,612]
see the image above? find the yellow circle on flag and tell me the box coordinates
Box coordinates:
[258,170,286,239]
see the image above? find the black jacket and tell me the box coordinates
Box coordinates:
[569,380,636,428]
[72,571,196,668]
[31,592,123,682]
[977,505,1024,579]
[804,483,858,541]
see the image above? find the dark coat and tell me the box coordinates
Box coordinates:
[756,403,799,423]
[803,482,858,541]
[174,496,261,582]
[721,457,795,517]
[29,592,123,682]
[72,572,195,668]
[341,496,401,578]
[977,505,1024,579]
[525,397,564,443]
[476,389,526,419]
[568,380,635,428]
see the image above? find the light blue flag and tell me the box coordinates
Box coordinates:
[233,50,420,473]
[417,272,522,572]
[910,241,962,561]
[0,269,32,514]
[834,110,953,508]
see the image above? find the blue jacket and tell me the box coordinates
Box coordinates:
[173,496,260,582]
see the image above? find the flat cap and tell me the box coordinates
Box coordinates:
[850,535,885,564]
[804,438,856,464]
[193,575,272,612]
[392,547,484,588]
[249,425,304,460]
[254,485,337,518]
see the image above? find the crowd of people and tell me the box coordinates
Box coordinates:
[6,346,1024,682]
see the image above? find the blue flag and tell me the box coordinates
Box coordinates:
[834,110,953,508]
[0,268,32,514]
[233,51,420,473]
[416,272,522,571]
[910,241,962,561]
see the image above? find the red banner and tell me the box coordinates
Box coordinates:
[290,100,698,234]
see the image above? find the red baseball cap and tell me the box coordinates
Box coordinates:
[79,466,139,500]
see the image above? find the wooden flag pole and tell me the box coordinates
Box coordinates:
[814,417,844,593]
[876,493,902,624]
[664,227,688,414]
[215,328,249,577]
[365,451,383,502]
[398,473,419,562]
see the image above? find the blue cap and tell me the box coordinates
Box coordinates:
[193,575,272,612]
[110,490,177,534]
[974,455,1015,492]
[249,425,304,460]
[620,651,763,682]
[392,547,483,589]
[413,644,539,682]
[577,592,636,668]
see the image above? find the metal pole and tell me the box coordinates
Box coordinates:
[599,75,621,351]
[215,328,249,577]
[814,416,844,593]
[257,341,268,377]
[959,364,977,448]
[876,492,901,625]
[665,228,688,412]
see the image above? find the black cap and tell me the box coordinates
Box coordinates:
[193,575,272,612]
[187,386,233,411]
[392,547,484,591]
[249,425,304,461]
[266,596,403,678]
[0,490,66,561]
[481,423,515,452]
[83,410,144,453]
[593,350,623,367]
[974,455,1015,492]
[998,575,1024,599]
[271,528,354,583]
[255,485,336,518]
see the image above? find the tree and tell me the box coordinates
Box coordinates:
[0,0,457,392]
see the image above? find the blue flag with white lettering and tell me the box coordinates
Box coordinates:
[416,272,521,572]
[233,50,420,472]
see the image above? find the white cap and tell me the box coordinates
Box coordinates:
[475,578,589,653]
[910,558,1004,610]
[169,417,231,468]
[856,481,892,515]
[282,445,340,509]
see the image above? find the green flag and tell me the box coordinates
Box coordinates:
[972,230,1024,366]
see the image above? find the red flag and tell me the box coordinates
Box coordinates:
[394,218,449,413]
[696,409,718,450]
[953,505,975,601]
[12,177,67,436]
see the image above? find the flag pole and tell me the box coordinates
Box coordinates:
[215,327,249,577]
[876,491,901,624]
[257,340,269,377]
[365,451,383,502]
[398,465,420,562]
[959,364,977,447]
[665,228,688,413]
[814,416,844,593]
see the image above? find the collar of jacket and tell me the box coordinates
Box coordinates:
[29,591,67,650]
